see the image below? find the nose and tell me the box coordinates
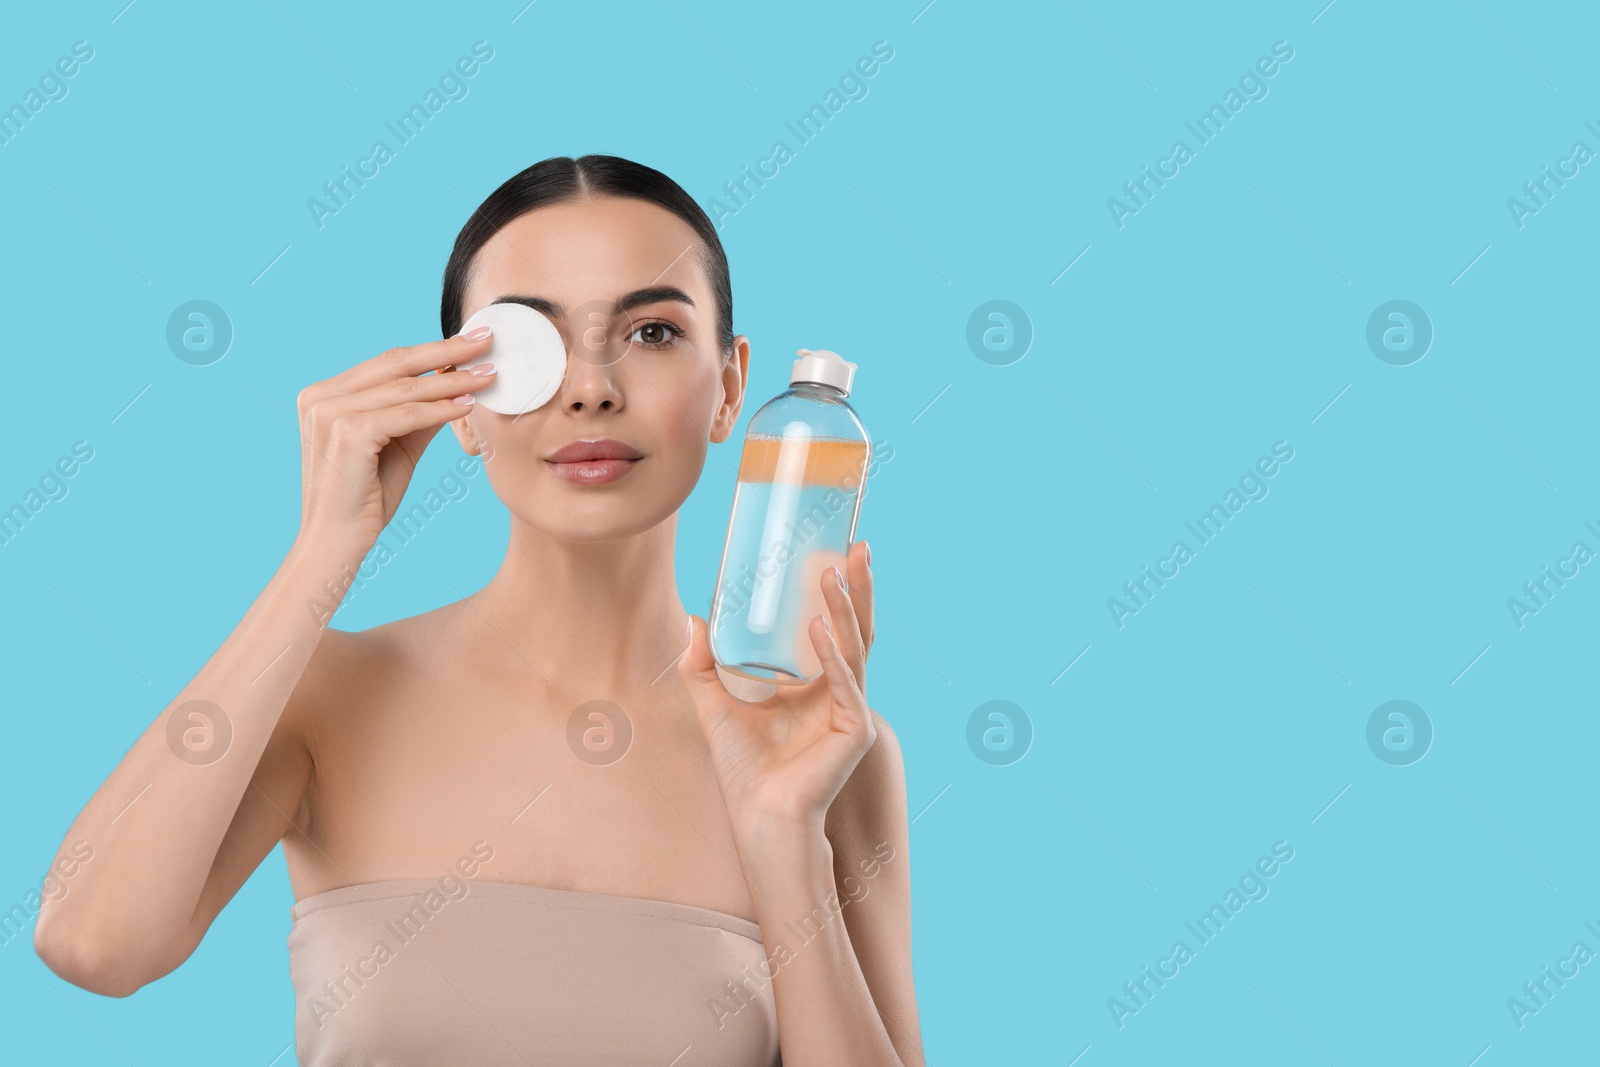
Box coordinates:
[558,337,624,413]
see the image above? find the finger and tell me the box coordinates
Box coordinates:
[340,391,492,449]
[807,615,871,738]
[304,330,496,405]
[821,563,867,692]
[318,364,499,421]
[847,540,875,656]
[676,615,735,728]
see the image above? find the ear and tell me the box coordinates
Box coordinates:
[710,335,750,444]
[448,408,489,456]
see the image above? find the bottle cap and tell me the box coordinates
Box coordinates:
[790,348,857,395]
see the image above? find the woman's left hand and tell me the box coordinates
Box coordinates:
[679,540,877,846]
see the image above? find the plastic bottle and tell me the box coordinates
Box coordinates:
[708,349,871,685]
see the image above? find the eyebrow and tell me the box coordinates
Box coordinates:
[490,286,695,319]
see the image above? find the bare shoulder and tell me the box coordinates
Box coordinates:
[281,611,434,763]
[273,609,444,854]
[285,623,377,723]
[184,615,430,934]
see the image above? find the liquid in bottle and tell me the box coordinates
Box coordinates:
[709,349,871,685]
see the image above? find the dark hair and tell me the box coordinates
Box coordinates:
[439,155,734,355]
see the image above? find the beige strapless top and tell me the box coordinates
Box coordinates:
[288,878,782,1066]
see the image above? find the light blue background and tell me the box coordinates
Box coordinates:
[3,1,1597,1063]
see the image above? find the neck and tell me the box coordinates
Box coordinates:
[464,514,690,698]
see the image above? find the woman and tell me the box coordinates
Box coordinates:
[34,155,923,1066]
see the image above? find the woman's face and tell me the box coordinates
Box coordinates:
[449,195,748,542]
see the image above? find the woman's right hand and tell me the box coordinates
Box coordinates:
[35,326,503,999]
[294,327,498,551]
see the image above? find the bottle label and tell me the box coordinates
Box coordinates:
[738,433,870,486]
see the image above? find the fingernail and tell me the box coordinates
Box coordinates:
[833,566,846,589]
[461,325,492,341]
[453,394,476,406]
[685,616,693,645]
[821,614,831,635]
[469,362,496,376]
[863,541,871,566]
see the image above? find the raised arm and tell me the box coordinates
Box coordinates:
[33,329,502,995]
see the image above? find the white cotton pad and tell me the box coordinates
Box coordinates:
[454,302,568,414]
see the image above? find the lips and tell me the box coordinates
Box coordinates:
[545,438,643,463]
[543,438,644,486]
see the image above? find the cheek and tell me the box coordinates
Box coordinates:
[638,360,721,443]
[467,414,548,485]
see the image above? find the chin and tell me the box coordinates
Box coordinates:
[517,491,682,544]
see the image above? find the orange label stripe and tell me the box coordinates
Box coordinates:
[736,435,870,486]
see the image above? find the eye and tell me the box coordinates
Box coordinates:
[628,320,683,349]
